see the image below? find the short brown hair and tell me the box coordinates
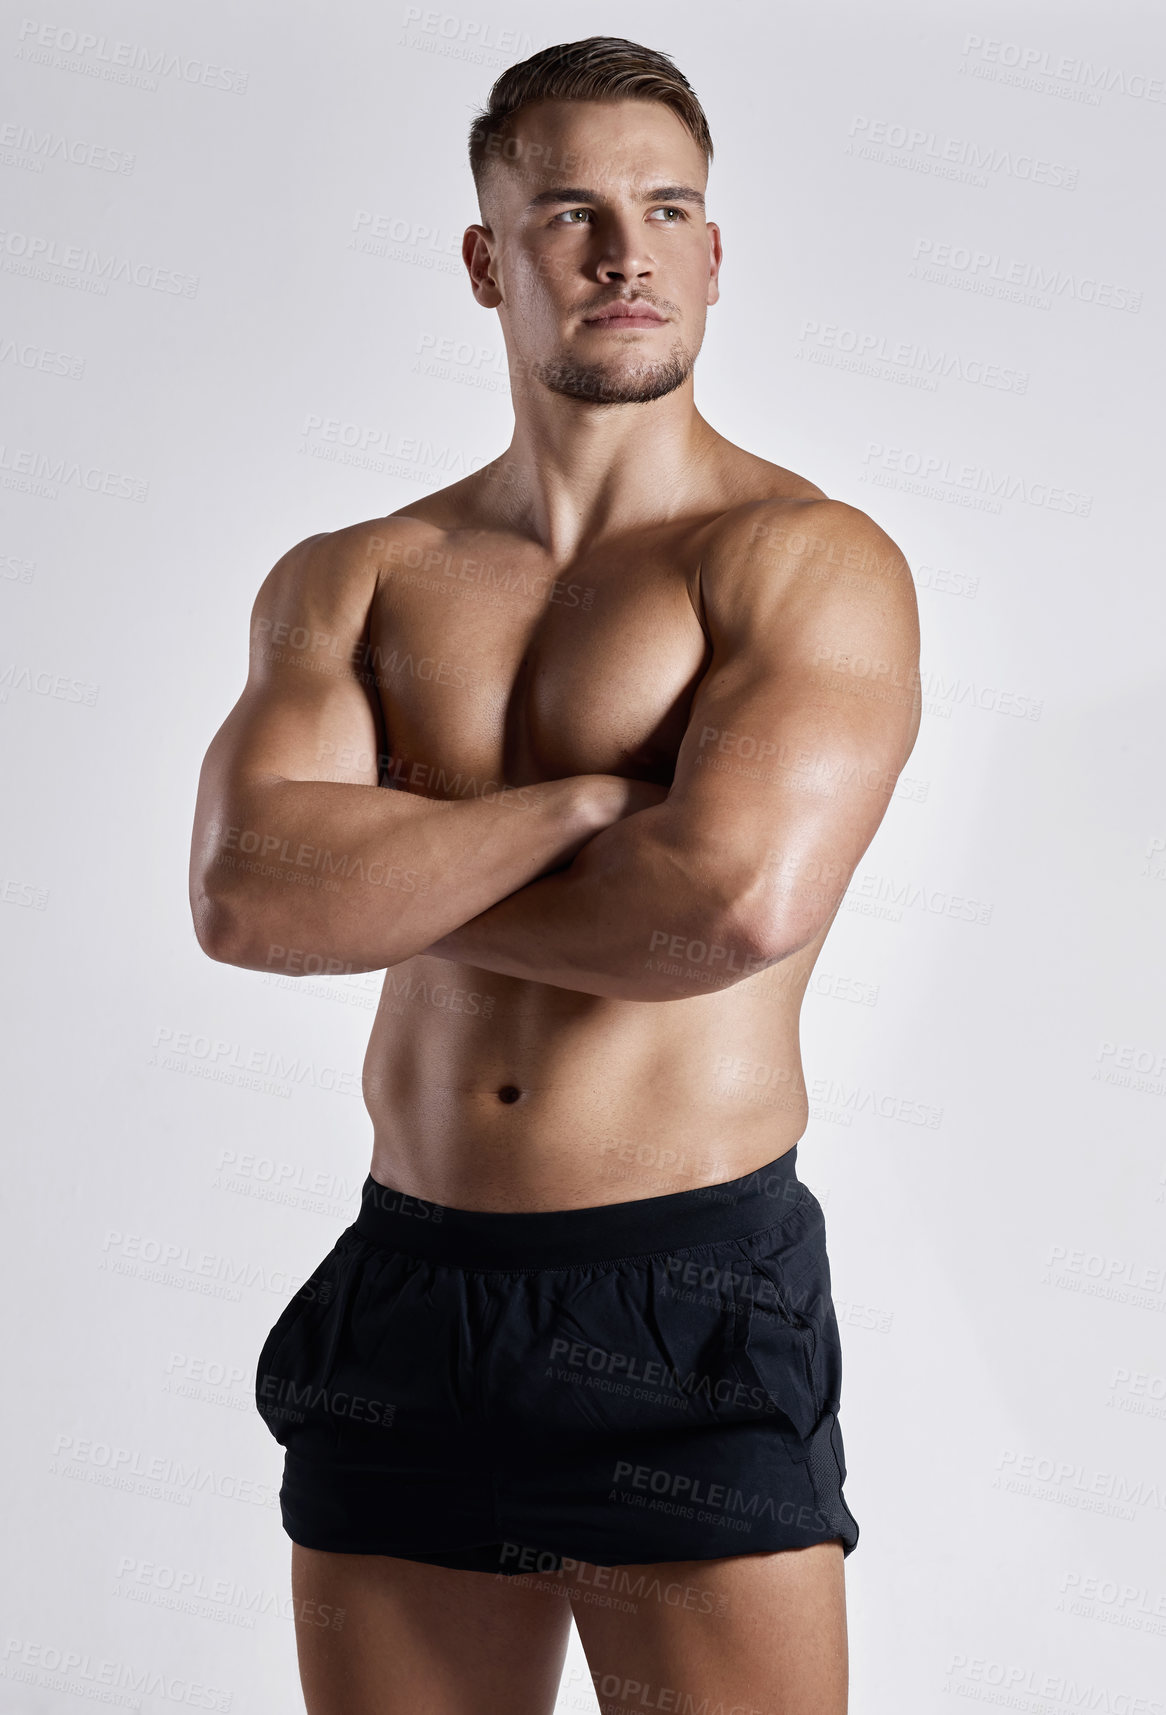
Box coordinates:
[468,36,713,200]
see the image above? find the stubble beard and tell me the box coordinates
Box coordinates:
[528,335,696,406]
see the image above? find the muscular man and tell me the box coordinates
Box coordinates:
[189,36,920,1715]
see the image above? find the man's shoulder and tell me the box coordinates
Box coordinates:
[701,491,914,612]
[707,490,907,570]
[282,508,460,593]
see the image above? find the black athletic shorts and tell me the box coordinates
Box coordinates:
[254,1143,859,1572]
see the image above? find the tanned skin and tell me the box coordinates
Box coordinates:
[191,94,920,1715]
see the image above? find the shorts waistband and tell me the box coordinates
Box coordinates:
[351,1145,807,1271]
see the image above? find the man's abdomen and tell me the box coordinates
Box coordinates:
[359,951,816,1211]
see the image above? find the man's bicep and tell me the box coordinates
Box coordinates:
[205,530,386,798]
[665,524,921,957]
[190,530,388,910]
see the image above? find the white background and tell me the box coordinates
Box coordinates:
[2,1,1164,1710]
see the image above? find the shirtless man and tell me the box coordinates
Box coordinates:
[189,35,920,1715]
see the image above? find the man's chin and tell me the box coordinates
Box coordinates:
[527,351,694,406]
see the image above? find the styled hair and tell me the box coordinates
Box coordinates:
[468,36,713,199]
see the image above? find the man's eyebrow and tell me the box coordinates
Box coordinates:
[524,184,706,211]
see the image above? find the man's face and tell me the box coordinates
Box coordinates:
[465,98,721,406]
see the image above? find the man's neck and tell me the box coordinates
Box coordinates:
[481,383,727,562]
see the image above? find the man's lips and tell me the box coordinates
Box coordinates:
[581,303,666,326]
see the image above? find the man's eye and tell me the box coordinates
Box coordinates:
[550,206,686,226]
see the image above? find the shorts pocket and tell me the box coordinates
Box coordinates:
[733,1254,822,1442]
[254,1229,363,1446]
[729,1198,838,1441]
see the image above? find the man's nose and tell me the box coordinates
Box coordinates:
[597,259,652,282]
[593,217,652,282]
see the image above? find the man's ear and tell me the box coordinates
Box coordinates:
[463,226,503,308]
[706,220,722,308]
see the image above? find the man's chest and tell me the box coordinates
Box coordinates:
[367,536,712,790]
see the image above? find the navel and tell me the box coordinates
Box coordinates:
[496,1084,523,1104]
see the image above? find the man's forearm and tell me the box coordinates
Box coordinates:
[194,775,609,975]
[423,804,774,1001]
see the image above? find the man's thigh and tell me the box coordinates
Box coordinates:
[568,1541,848,1715]
[290,1543,575,1715]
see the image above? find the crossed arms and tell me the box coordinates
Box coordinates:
[189,499,921,1001]
[424,498,921,998]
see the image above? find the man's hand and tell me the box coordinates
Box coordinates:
[420,497,922,1002]
[428,775,670,947]
[537,775,672,867]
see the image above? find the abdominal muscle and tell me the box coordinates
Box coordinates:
[360,933,826,1212]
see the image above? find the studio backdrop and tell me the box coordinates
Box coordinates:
[2,2,1163,1711]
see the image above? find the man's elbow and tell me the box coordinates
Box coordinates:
[742,896,849,970]
[191,887,249,967]
[723,895,822,972]
[641,906,780,991]
[731,912,789,972]
[638,886,788,990]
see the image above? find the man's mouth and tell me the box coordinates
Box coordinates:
[581,301,666,326]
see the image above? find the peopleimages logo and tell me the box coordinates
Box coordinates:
[910,238,1141,313]
[396,8,545,70]
[0,227,198,297]
[795,320,1029,395]
[14,19,249,93]
[610,1460,832,1534]
[958,33,1166,106]
[847,115,1079,189]
[860,442,1092,518]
